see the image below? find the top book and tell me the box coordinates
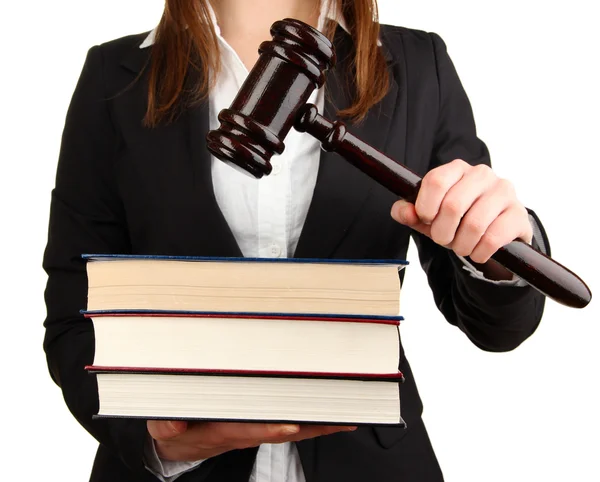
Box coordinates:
[84,255,407,316]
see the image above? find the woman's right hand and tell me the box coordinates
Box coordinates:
[147,420,357,461]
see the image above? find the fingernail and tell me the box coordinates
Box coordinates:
[280,424,300,435]
[344,426,357,431]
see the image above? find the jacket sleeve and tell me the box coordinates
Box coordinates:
[42,44,151,475]
[411,33,549,352]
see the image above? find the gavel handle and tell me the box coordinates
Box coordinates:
[295,104,592,309]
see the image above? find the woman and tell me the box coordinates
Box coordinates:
[42,0,549,481]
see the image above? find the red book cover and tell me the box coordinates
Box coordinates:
[86,365,405,383]
[83,311,403,326]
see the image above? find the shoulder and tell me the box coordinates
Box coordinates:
[94,31,151,70]
[95,31,151,58]
[77,31,151,95]
[379,24,447,65]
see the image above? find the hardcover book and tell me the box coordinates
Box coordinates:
[87,311,402,375]
[84,255,407,316]
[89,367,405,425]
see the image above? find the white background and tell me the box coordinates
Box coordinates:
[1,1,598,481]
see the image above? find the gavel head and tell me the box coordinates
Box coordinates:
[206,18,336,178]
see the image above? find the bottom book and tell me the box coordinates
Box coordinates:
[90,368,405,426]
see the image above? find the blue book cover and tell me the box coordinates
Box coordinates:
[82,309,404,323]
[83,253,408,267]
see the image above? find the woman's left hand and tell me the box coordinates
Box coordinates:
[390,159,532,264]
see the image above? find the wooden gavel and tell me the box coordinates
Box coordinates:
[206,18,592,309]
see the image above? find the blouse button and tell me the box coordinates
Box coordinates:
[271,159,282,175]
[269,244,282,257]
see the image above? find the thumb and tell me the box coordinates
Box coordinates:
[390,200,432,238]
[391,200,420,227]
[147,420,189,441]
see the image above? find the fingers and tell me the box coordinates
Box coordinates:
[391,159,480,240]
[390,159,532,262]
[451,179,514,257]
[287,424,357,443]
[147,420,355,463]
[415,159,470,224]
[147,420,189,441]
[201,422,301,449]
[391,200,431,238]
[148,421,302,461]
[152,421,297,447]
[469,205,532,263]
[253,425,356,445]
[191,423,354,448]
[427,164,497,247]
[147,420,356,460]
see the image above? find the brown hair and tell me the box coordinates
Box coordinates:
[144,0,389,126]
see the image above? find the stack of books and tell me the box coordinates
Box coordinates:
[84,254,407,426]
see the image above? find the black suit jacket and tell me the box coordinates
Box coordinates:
[43,24,548,482]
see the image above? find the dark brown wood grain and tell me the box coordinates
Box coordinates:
[206,18,335,178]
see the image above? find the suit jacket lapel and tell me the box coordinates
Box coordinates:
[120,33,151,74]
[120,38,243,258]
[187,101,244,257]
[294,27,401,259]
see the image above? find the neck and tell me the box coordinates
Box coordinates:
[211,0,321,70]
